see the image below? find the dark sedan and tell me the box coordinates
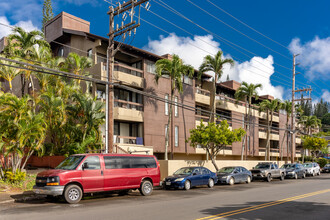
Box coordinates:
[281,163,306,179]
[164,167,218,190]
[322,164,330,173]
[217,166,252,185]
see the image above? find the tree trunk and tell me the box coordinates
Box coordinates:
[280,131,286,161]
[286,115,290,162]
[164,85,174,160]
[21,74,25,96]
[241,97,248,160]
[181,97,188,154]
[210,74,217,123]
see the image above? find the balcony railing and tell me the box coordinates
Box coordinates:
[196,87,210,96]
[259,148,279,153]
[259,127,280,135]
[195,114,233,126]
[115,136,143,145]
[114,99,143,111]
[114,63,143,77]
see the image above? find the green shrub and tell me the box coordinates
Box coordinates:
[4,170,26,183]
[317,158,329,168]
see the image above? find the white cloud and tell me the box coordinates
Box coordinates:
[321,90,330,102]
[289,37,330,80]
[0,16,39,39]
[145,33,284,100]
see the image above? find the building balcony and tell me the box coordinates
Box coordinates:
[195,87,210,105]
[258,148,280,157]
[113,136,153,155]
[195,146,232,155]
[114,99,143,122]
[90,62,107,80]
[258,127,280,140]
[114,63,144,88]
[216,94,279,122]
[296,137,302,144]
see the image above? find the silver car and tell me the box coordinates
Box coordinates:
[217,166,252,185]
[303,162,321,176]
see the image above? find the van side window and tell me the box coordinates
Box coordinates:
[104,156,156,169]
[84,156,101,170]
[131,157,157,168]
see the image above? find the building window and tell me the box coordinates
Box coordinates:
[165,94,169,115]
[175,126,179,147]
[87,49,93,58]
[146,60,156,74]
[174,96,178,117]
[183,75,193,85]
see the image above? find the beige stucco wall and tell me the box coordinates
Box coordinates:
[113,107,143,122]
[195,93,210,106]
[258,131,280,141]
[159,160,286,180]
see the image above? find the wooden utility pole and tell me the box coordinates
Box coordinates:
[105,0,150,153]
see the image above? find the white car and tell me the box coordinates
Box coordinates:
[303,162,321,176]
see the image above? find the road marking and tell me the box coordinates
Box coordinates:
[196,189,330,220]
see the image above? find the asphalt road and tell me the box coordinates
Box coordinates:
[1,173,330,220]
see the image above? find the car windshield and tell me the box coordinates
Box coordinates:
[255,164,271,169]
[218,167,235,173]
[281,164,295,169]
[56,156,85,170]
[303,164,313,168]
[174,167,195,175]
[325,164,330,167]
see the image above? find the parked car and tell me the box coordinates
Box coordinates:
[33,154,161,204]
[163,167,217,190]
[281,163,306,179]
[217,166,252,185]
[321,164,330,173]
[303,162,321,176]
[250,162,285,182]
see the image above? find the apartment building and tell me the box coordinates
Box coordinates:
[2,11,303,160]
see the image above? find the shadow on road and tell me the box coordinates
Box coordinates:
[199,200,330,220]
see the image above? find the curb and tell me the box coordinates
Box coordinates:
[0,199,15,204]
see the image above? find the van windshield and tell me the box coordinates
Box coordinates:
[56,156,85,170]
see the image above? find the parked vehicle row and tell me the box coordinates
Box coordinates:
[32,154,325,204]
[321,164,330,173]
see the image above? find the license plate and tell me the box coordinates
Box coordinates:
[166,182,171,186]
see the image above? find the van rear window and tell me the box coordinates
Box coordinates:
[104,156,157,169]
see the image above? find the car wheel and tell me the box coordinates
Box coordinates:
[64,184,83,204]
[302,172,306,179]
[208,178,214,188]
[266,174,272,182]
[184,180,191,190]
[229,177,235,185]
[294,173,298,179]
[312,171,316,177]
[317,171,321,176]
[280,173,285,181]
[139,180,153,196]
[246,176,251,184]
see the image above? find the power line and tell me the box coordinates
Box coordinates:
[206,0,288,50]
[186,0,292,60]
[0,57,292,132]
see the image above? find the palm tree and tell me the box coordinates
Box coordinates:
[298,115,322,162]
[235,82,262,160]
[279,100,292,161]
[64,52,93,87]
[0,58,24,94]
[199,51,234,122]
[155,54,194,160]
[6,27,48,95]
[259,99,280,161]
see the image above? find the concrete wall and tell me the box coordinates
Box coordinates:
[159,160,286,180]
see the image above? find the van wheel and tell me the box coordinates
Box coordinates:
[139,180,153,196]
[64,184,82,204]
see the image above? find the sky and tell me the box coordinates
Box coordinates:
[0,0,329,102]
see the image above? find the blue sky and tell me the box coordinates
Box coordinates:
[0,0,329,102]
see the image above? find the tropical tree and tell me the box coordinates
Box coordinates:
[199,51,234,122]
[259,99,281,161]
[0,58,24,93]
[64,52,93,86]
[188,120,245,171]
[42,0,54,30]
[279,100,292,161]
[302,136,329,161]
[155,54,194,160]
[234,82,262,160]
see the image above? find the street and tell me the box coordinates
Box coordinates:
[1,174,329,220]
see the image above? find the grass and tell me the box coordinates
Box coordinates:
[0,173,37,193]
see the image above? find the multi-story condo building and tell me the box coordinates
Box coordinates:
[1,12,303,161]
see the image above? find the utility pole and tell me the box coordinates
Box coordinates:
[290,54,312,162]
[105,0,150,153]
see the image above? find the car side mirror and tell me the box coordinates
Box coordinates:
[82,162,89,170]
[234,171,238,174]
[252,167,255,169]
[193,172,197,176]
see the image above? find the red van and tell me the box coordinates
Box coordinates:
[33,154,160,204]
